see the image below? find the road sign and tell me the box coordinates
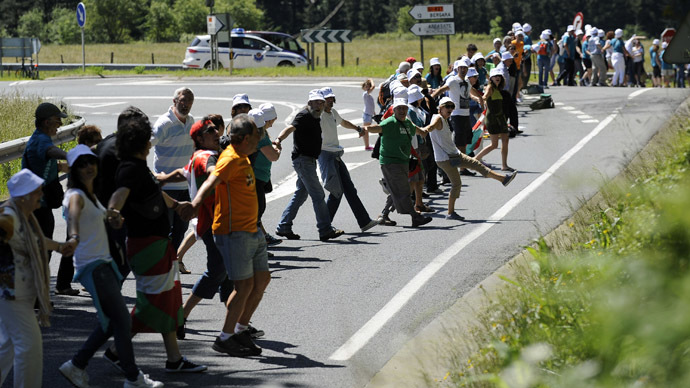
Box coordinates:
[207,15,225,35]
[572,12,584,31]
[408,4,454,20]
[76,2,86,28]
[215,13,232,43]
[301,30,352,43]
[661,28,676,43]
[410,22,455,36]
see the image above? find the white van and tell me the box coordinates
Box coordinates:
[182,34,308,69]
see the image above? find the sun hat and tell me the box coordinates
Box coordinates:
[512,22,521,31]
[396,72,408,81]
[407,85,424,104]
[232,94,251,108]
[319,87,335,98]
[615,28,623,38]
[7,169,44,198]
[412,62,424,71]
[567,25,575,32]
[471,52,484,63]
[501,52,513,61]
[540,31,550,40]
[598,30,605,37]
[67,144,97,167]
[652,39,660,46]
[589,28,599,37]
[35,102,68,122]
[259,103,277,122]
[489,68,504,78]
[429,57,441,67]
[493,38,502,44]
[458,57,471,68]
[523,23,532,33]
[406,69,421,80]
[576,29,584,36]
[545,28,553,35]
[465,67,479,78]
[248,108,265,128]
[392,90,408,108]
[662,42,668,49]
[516,30,525,37]
[438,97,454,107]
[398,61,411,73]
[308,89,325,102]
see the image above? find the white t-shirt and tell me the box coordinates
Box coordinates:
[429,114,459,162]
[363,92,375,116]
[63,189,112,271]
[4,207,37,299]
[446,75,471,117]
[320,109,344,152]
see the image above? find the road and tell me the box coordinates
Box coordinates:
[1,77,688,388]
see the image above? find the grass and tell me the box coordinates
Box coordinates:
[444,107,690,386]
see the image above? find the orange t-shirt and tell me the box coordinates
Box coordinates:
[212,144,258,234]
[511,40,524,70]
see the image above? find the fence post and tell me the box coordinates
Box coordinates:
[341,42,344,67]
[324,43,328,68]
[151,53,154,64]
[110,52,114,63]
[356,57,359,66]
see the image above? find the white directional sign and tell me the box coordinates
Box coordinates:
[410,22,455,36]
[408,4,454,20]
[76,2,86,28]
[207,15,225,35]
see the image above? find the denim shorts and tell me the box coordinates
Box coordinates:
[362,113,373,124]
[214,231,269,281]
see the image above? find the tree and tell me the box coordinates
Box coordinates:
[83,0,147,43]
[490,16,503,38]
[397,6,414,34]
[17,8,46,41]
[49,7,81,44]
[146,0,178,42]
[173,0,207,35]
[215,0,265,30]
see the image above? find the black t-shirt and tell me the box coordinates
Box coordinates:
[115,157,170,238]
[96,133,119,206]
[291,108,322,160]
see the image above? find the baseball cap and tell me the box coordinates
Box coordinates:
[67,144,97,167]
[35,102,68,122]
[308,89,325,102]
[7,169,44,198]
[189,119,214,139]
[259,103,277,122]
[248,108,265,128]
[320,87,335,99]
[232,94,251,108]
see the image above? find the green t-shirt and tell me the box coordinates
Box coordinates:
[252,134,273,182]
[379,116,415,165]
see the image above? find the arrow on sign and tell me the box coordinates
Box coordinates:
[76,2,86,28]
[301,29,352,43]
[207,15,225,35]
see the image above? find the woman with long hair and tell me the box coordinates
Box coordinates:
[474,68,514,171]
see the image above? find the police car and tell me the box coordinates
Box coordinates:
[182,32,308,69]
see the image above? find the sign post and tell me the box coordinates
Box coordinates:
[409,4,454,66]
[301,29,352,71]
[76,2,86,72]
[207,14,226,70]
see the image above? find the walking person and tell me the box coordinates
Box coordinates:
[562,25,577,86]
[474,68,516,172]
[0,169,74,388]
[274,90,345,241]
[650,39,662,87]
[536,30,552,87]
[58,145,163,388]
[605,29,628,86]
[588,28,608,86]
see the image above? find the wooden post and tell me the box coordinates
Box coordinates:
[341,42,344,67]
[317,56,319,66]
[110,52,114,63]
[419,37,424,67]
[151,53,155,64]
[356,57,359,66]
[311,43,315,70]
[324,42,328,68]
[306,43,311,71]
[446,35,450,67]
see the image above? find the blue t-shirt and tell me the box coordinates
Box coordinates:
[22,129,58,183]
[582,40,590,59]
[564,35,576,58]
[650,47,659,68]
[612,38,624,53]
[660,50,673,70]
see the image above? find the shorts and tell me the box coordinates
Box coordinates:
[450,115,472,149]
[362,113,373,124]
[653,66,661,78]
[662,69,674,78]
[583,58,592,69]
[214,231,269,281]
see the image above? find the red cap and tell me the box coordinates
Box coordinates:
[189,119,212,139]
[406,57,417,64]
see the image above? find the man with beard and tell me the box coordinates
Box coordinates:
[274,90,344,241]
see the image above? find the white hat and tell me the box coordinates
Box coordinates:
[652,39,660,45]
[308,89,325,102]
[398,61,411,73]
[7,168,44,198]
[522,23,532,33]
[512,22,521,31]
[430,57,441,67]
[259,102,277,122]
[567,25,575,32]
[392,86,408,98]
[540,31,550,40]
[392,90,408,108]
[516,30,525,37]
[459,57,471,68]
[489,68,504,78]
[438,97,454,108]
[466,67,479,78]
[545,29,553,35]
[67,144,97,167]
[319,87,335,99]
[406,69,421,80]
[589,28,599,37]
[453,59,462,69]
[599,30,605,38]
[471,52,484,63]
[615,28,623,38]
[407,85,424,104]
[396,72,408,81]
[412,62,424,70]
[501,52,513,61]
[585,24,592,31]
[662,41,668,49]
[248,108,265,128]
[493,38,502,44]
[389,80,404,94]
[232,93,251,108]
[576,29,584,36]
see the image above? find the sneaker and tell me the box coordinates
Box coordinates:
[502,171,518,187]
[378,178,390,195]
[247,324,265,339]
[361,219,378,232]
[320,228,345,242]
[212,336,253,357]
[426,187,443,194]
[233,330,262,356]
[411,216,432,227]
[56,288,80,296]
[446,212,465,221]
[275,230,300,240]
[414,204,434,213]
[264,233,282,246]
[501,167,516,172]
[376,214,396,226]
[176,318,187,340]
[59,360,90,388]
[124,370,164,388]
[164,356,207,373]
[103,348,125,375]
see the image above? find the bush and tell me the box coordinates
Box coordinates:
[17,8,46,41]
[490,16,504,39]
[174,0,207,35]
[49,8,81,45]
[396,6,415,34]
[146,0,178,42]
[215,0,264,30]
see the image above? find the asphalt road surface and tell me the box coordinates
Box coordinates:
[1,77,688,388]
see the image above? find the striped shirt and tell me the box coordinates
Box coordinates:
[151,106,195,190]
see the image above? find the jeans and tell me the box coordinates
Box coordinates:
[72,263,139,381]
[564,57,575,86]
[277,155,333,236]
[318,151,372,228]
[191,229,232,300]
[537,57,550,86]
[163,189,190,250]
[380,163,424,221]
[0,297,43,388]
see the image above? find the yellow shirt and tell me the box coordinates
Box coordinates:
[212,145,258,234]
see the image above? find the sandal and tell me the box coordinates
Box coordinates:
[179,262,191,274]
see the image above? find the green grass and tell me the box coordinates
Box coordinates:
[446,110,690,386]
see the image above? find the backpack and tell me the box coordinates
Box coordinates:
[537,41,548,56]
[377,80,392,108]
[530,94,554,110]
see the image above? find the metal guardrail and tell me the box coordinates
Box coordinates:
[1,63,183,72]
[0,116,86,164]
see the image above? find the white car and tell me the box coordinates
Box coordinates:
[183,34,308,69]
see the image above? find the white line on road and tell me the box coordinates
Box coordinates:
[577,115,593,119]
[628,88,651,99]
[329,104,626,361]
[582,119,600,123]
[561,106,575,110]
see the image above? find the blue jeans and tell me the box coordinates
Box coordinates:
[277,155,333,236]
[318,151,372,228]
[537,57,550,86]
[192,229,233,300]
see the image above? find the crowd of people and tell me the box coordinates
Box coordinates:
[0,20,685,388]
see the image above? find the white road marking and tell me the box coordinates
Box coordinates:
[582,119,600,123]
[339,133,360,141]
[561,106,575,110]
[577,115,592,119]
[329,102,629,361]
[568,110,585,115]
[96,80,363,88]
[338,109,356,115]
[554,102,564,106]
[628,88,651,99]
[72,102,128,109]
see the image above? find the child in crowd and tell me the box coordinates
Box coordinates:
[361,79,375,150]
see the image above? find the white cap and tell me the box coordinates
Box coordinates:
[466,67,479,78]
[7,169,44,198]
[406,69,421,80]
[662,41,668,49]
[430,57,441,67]
[501,51,513,61]
[652,39,660,45]
[308,89,325,102]
[471,52,484,63]
[232,93,250,108]
[398,61,411,73]
[407,85,424,104]
[576,29,584,35]
[248,108,265,128]
[489,68,504,78]
[67,144,97,167]
[615,28,623,38]
[493,38,502,44]
[567,25,575,32]
[589,28,599,37]
[598,30,605,37]
[412,62,424,71]
[523,23,532,33]
[438,97,454,107]
[259,102,277,122]
[319,87,335,98]
[545,29,553,35]
[540,31,550,40]
[392,90,408,108]
[516,30,525,37]
[512,22,521,30]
